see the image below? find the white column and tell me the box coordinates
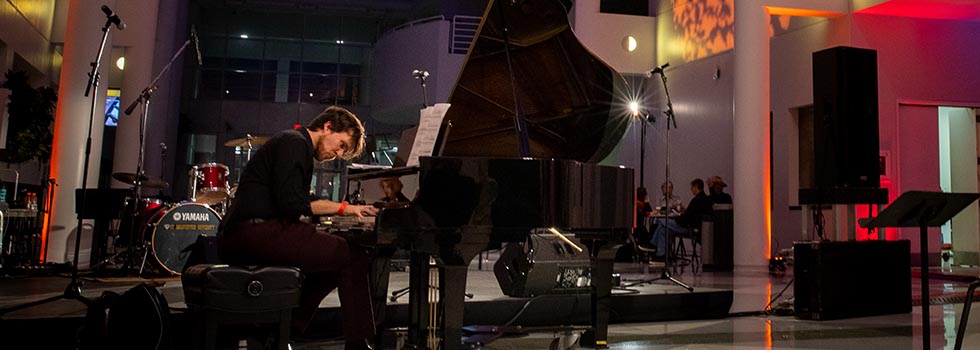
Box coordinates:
[111,0,160,191]
[47,0,116,263]
[733,0,771,269]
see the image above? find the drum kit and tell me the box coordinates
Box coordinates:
[103,135,266,276]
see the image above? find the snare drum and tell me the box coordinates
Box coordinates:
[189,163,230,205]
[142,203,221,275]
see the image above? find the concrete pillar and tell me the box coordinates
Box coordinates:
[47,0,116,263]
[732,0,771,269]
[111,0,160,193]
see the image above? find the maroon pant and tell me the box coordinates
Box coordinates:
[218,220,375,340]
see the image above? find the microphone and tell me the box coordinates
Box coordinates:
[124,86,157,115]
[648,62,670,76]
[101,5,126,30]
[191,26,203,66]
[160,142,168,159]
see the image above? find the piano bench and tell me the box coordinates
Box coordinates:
[182,264,303,350]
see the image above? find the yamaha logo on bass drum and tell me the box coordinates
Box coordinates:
[172,212,213,221]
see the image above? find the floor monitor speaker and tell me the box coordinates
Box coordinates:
[794,240,911,320]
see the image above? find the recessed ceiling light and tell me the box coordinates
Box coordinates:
[623,36,637,52]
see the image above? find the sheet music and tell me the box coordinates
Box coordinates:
[406,103,450,167]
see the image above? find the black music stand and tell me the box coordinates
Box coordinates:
[859,191,979,350]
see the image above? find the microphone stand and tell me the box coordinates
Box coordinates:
[626,67,693,292]
[414,72,429,108]
[122,34,194,275]
[0,13,118,316]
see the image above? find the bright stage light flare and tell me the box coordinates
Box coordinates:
[629,101,640,116]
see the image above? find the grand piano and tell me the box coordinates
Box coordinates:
[332,1,635,349]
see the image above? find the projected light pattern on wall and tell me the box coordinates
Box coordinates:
[669,0,790,62]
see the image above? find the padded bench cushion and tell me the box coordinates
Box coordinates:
[182,264,302,313]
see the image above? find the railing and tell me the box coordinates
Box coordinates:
[390,15,446,33]
[450,16,482,55]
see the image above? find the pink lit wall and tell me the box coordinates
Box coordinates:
[768,14,980,256]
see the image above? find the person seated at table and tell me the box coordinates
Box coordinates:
[656,180,684,215]
[649,178,713,260]
[707,175,733,204]
[634,187,654,244]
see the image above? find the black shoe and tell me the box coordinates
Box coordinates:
[345,339,375,350]
[649,255,666,262]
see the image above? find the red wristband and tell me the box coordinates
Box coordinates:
[337,201,349,215]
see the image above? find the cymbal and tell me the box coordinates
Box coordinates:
[224,135,270,147]
[111,172,169,188]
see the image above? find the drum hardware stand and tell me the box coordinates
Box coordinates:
[244,134,256,162]
[189,164,199,203]
[121,31,196,275]
[0,7,121,315]
[625,63,693,292]
[137,239,153,276]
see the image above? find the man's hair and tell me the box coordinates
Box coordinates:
[691,178,704,191]
[380,177,404,193]
[306,106,365,160]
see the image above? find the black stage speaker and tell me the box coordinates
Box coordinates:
[812,46,880,189]
[494,232,592,297]
[794,240,911,320]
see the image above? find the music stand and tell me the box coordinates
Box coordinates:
[859,191,979,350]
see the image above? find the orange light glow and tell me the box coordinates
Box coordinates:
[671,0,735,62]
[765,134,772,260]
[670,1,828,63]
[765,282,773,348]
[40,203,51,263]
[765,318,773,349]
[765,7,843,18]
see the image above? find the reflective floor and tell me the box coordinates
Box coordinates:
[298,261,980,350]
[4,255,979,349]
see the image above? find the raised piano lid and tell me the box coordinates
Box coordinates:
[440,0,632,162]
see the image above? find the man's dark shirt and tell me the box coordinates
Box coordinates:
[222,129,315,229]
[709,190,733,204]
[676,191,713,228]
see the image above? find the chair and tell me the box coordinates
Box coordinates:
[672,216,712,275]
[632,216,656,264]
[955,277,980,349]
[182,264,303,350]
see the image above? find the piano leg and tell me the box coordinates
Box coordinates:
[439,265,470,350]
[406,252,430,350]
[585,240,620,350]
[369,251,393,348]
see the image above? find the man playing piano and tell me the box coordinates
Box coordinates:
[218,106,379,350]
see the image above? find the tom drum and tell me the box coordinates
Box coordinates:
[189,163,230,205]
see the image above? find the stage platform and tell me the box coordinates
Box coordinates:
[0,261,733,348]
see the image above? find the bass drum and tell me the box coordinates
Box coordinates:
[143,203,220,275]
